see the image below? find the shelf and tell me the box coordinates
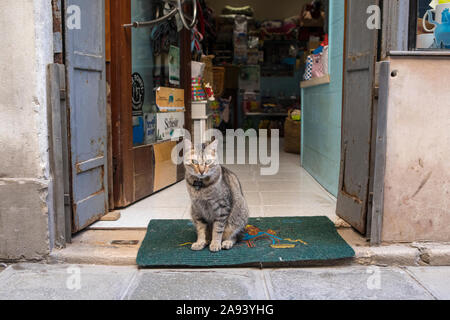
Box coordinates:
[245,112,288,117]
[300,75,330,88]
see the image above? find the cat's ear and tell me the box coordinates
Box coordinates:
[205,139,219,156]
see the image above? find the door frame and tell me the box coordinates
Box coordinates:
[108,0,192,208]
[110,0,134,208]
[338,0,411,245]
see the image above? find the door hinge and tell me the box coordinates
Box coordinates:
[60,88,66,101]
[373,87,379,99]
[368,192,374,205]
[64,194,71,206]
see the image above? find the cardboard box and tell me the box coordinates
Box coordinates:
[156,87,185,112]
[153,140,178,192]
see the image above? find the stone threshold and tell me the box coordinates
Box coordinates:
[45,229,450,267]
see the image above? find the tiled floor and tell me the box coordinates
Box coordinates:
[90,145,337,229]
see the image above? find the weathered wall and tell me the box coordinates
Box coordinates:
[301,0,344,197]
[382,56,450,243]
[0,0,54,260]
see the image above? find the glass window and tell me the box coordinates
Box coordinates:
[131,0,181,146]
[413,0,450,50]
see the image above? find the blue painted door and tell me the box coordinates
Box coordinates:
[336,0,378,234]
[65,0,108,232]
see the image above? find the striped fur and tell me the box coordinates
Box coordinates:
[185,141,249,252]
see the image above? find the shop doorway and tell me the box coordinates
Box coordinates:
[89,0,340,230]
[62,0,380,245]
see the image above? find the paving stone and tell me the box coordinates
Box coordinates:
[406,267,450,299]
[264,267,434,300]
[125,269,267,300]
[0,263,137,300]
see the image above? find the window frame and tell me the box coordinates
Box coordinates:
[408,0,418,50]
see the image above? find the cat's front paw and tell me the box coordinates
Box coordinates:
[222,240,234,250]
[191,241,207,251]
[209,241,222,252]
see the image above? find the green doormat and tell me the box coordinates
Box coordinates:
[137,217,355,268]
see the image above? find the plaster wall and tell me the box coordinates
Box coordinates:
[0,0,54,260]
[382,56,450,242]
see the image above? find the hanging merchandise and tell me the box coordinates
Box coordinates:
[191,26,204,57]
[233,15,248,64]
[198,0,217,54]
[151,3,178,87]
[168,45,180,85]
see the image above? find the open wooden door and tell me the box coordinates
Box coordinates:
[65,0,109,232]
[110,0,191,208]
[336,0,378,234]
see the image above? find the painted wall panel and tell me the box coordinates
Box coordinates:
[301,0,345,197]
[382,56,450,243]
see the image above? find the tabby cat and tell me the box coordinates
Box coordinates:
[184,139,249,252]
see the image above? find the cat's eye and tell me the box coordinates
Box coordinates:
[191,159,199,165]
[205,159,213,165]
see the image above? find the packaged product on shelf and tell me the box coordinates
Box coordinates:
[156,112,185,141]
[144,112,157,144]
[154,87,185,142]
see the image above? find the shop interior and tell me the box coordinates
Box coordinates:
[92,0,337,229]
